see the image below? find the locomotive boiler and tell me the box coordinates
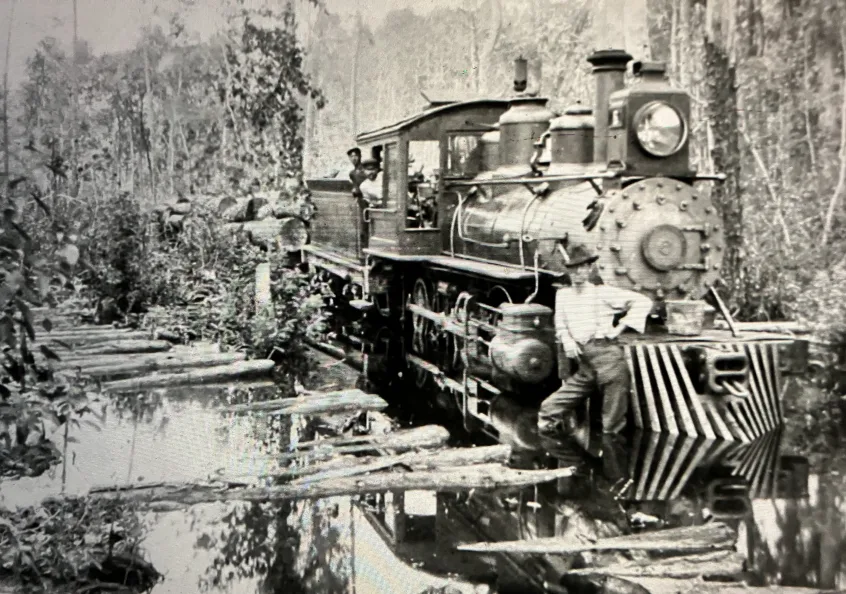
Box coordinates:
[301,49,803,443]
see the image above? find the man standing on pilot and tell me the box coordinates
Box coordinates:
[538,243,653,437]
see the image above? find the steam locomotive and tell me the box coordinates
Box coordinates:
[301,49,801,442]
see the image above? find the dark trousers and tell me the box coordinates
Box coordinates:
[538,339,630,434]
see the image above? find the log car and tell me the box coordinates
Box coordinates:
[302,50,808,443]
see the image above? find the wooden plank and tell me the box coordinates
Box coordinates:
[624,346,644,430]
[646,432,679,501]
[668,436,713,500]
[77,465,576,506]
[727,400,756,443]
[566,549,745,579]
[629,429,645,486]
[102,360,276,392]
[771,344,784,419]
[645,346,679,435]
[457,522,736,554]
[635,346,662,432]
[669,346,716,440]
[656,345,697,436]
[656,436,696,500]
[741,344,773,435]
[756,343,781,429]
[699,396,735,442]
[721,401,752,443]
[635,432,661,500]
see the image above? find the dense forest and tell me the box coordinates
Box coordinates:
[0,0,845,333]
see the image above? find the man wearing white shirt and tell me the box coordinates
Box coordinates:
[358,158,383,206]
[538,243,653,436]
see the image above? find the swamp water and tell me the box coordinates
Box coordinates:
[0,363,844,593]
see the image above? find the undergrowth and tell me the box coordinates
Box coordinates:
[0,497,158,592]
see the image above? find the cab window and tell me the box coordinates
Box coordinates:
[445,133,482,178]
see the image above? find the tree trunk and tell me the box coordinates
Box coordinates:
[224,388,388,416]
[625,0,652,60]
[278,425,450,458]
[102,359,275,391]
[703,0,743,304]
[288,444,512,485]
[71,465,576,505]
[821,24,846,247]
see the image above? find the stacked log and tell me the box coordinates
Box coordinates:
[151,191,312,251]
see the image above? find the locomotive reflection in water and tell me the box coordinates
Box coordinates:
[356,401,810,593]
[301,49,808,440]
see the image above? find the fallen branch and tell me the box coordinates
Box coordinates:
[102,360,275,391]
[457,522,736,554]
[223,389,388,416]
[279,425,450,460]
[68,464,576,505]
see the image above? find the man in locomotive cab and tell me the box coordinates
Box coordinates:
[358,158,383,206]
[347,147,367,198]
[537,243,653,437]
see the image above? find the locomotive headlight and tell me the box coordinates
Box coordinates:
[634,102,687,157]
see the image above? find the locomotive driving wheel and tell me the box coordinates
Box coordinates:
[410,277,439,389]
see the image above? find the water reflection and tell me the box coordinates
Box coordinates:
[2,356,845,593]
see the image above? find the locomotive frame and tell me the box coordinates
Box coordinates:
[300,49,802,443]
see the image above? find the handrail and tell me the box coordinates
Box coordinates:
[445,170,621,187]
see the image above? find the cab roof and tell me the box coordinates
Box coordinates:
[355,98,511,143]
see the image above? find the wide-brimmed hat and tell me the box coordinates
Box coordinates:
[564,243,599,268]
[361,158,381,171]
[346,147,361,157]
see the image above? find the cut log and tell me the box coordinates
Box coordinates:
[289,444,512,485]
[57,339,173,356]
[280,425,450,459]
[223,389,388,416]
[169,201,192,215]
[566,550,745,579]
[65,352,248,380]
[52,346,217,369]
[222,197,268,222]
[75,464,576,505]
[38,330,152,347]
[102,360,275,391]
[457,523,736,554]
[625,578,840,594]
[217,196,238,214]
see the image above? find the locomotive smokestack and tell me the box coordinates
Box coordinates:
[587,49,632,165]
[514,57,528,93]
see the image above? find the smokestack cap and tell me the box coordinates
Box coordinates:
[586,49,633,72]
[633,61,668,78]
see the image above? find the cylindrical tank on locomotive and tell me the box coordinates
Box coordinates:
[450,50,721,304]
